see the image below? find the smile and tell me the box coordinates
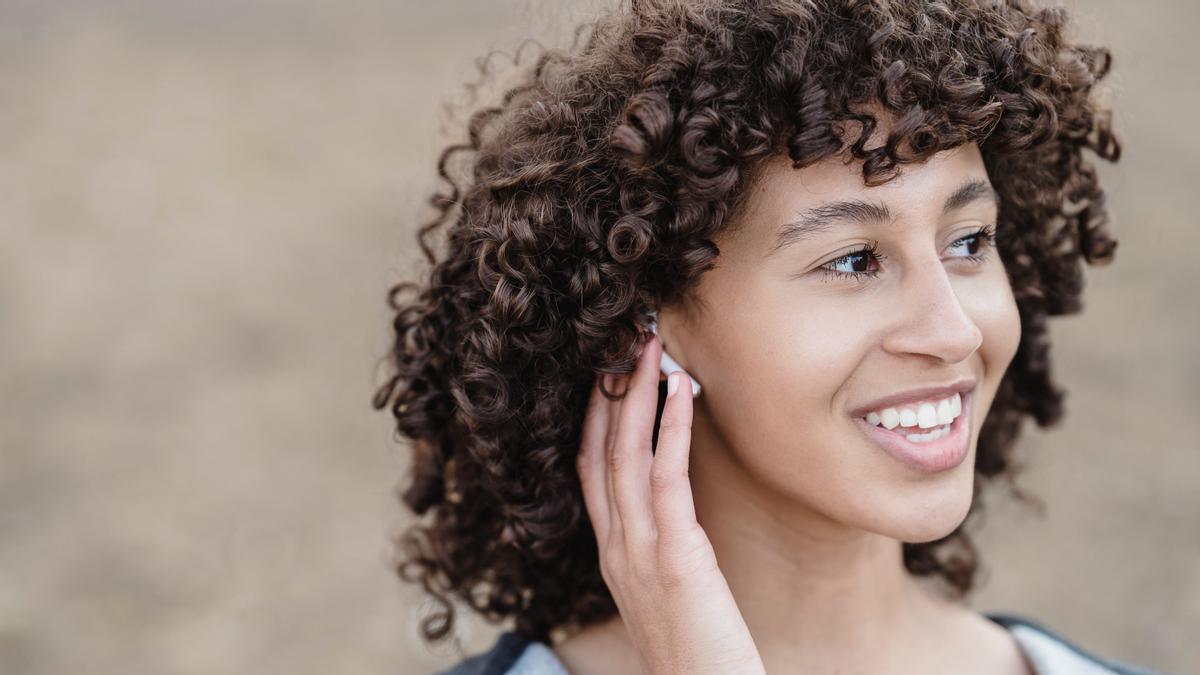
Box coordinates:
[862,392,963,441]
[853,389,973,474]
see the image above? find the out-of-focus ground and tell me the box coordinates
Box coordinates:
[0,0,1195,673]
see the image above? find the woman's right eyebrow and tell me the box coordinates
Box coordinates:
[767,178,999,258]
[769,199,893,258]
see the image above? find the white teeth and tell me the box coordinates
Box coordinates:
[906,423,951,443]
[862,392,963,432]
[916,402,938,429]
[936,398,954,425]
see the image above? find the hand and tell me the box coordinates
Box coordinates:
[576,332,766,675]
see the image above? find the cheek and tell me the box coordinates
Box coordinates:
[710,302,867,424]
[694,262,865,419]
[973,270,1022,372]
[697,299,871,479]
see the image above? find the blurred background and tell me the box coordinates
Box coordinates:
[0,0,1195,673]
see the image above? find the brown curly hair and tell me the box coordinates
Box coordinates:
[371,0,1121,650]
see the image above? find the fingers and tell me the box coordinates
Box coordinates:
[577,374,612,543]
[609,332,661,543]
[650,369,697,544]
[579,331,681,554]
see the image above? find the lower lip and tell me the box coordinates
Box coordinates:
[853,390,973,474]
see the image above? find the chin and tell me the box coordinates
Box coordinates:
[891,467,977,544]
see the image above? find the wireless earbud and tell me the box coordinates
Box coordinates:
[646,309,701,397]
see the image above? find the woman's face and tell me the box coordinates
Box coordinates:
[659,138,1021,543]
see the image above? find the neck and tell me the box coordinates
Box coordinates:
[681,407,963,673]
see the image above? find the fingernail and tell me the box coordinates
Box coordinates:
[667,371,680,397]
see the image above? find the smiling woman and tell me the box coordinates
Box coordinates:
[370,0,1156,673]
[645,132,1025,556]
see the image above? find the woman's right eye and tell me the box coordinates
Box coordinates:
[817,241,887,284]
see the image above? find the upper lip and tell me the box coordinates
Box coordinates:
[849,378,977,418]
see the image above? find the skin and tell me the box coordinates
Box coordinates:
[556,108,1031,675]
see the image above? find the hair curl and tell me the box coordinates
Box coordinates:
[371,0,1122,651]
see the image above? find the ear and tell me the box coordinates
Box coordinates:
[646,309,670,383]
[648,307,702,397]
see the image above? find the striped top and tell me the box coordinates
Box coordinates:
[435,611,1166,675]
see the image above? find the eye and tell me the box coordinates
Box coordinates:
[946,224,997,263]
[815,224,998,284]
[816,240,886,283]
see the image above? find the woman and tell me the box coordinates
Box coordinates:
[373,0,1159,672]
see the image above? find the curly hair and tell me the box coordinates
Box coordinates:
[371,0,1122,650]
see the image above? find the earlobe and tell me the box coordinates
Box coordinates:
[647,309,702,397]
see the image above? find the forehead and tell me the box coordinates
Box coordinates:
[748,140,988,205]
[718,102,998,256]
[749,100,987,198]
[724,136,993,257]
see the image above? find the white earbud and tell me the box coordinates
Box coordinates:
[646,309,701,397]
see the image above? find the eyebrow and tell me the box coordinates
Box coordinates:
[768,178,1001,257]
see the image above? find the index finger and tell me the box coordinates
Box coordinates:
[649,369,698,543]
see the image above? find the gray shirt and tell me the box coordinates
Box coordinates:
[435,611,1166,675]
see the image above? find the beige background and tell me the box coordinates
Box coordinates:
[0,1,1195,673]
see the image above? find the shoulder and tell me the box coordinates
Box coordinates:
[434,631,570,675]
[437,617,1167,675]
[983,611,1166,675]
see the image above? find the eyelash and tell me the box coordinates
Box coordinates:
[817,224,998,284]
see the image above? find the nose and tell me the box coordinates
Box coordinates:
[879,255,983,364]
